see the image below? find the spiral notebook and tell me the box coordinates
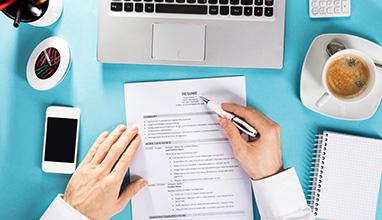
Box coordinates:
[309,131,382,220]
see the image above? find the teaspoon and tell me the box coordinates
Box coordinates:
[326,41,382,68]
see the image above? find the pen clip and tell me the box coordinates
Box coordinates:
[232,117,259,138]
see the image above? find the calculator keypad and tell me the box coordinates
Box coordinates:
[310,0,350,18]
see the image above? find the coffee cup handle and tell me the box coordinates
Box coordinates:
[315,92,330,108]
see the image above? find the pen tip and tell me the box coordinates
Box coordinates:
[199,96,209,103]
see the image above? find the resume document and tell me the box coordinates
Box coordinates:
[124,76,253,220]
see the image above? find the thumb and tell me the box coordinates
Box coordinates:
[119,179,148,205]
[219,118,246,153]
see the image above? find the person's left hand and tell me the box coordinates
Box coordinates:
[63,124,148,220]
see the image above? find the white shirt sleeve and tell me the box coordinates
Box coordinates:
[251,168,315,220]
[40,194,89,220]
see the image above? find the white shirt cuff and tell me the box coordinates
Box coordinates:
[40,194,89,220]
[251,168,309,218]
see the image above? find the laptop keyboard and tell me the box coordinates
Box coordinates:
[110,0,275,18]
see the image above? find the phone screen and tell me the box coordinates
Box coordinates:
[44,117,78,163]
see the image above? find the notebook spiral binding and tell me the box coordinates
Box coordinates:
[308,132,328,216]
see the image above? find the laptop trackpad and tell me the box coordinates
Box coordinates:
[152,23,206,62]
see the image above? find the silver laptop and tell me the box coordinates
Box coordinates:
[97,0,285,68]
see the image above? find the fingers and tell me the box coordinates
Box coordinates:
[111,135,142,181]
[92,125,127,164]
[219,118,247,156]
[118,179,148,206]
[99,125,138,173]
[82,131,109,164]
[221,103,275,132]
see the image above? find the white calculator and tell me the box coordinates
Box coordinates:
[309,0,351,18]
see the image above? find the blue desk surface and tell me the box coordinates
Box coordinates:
[1,1,382,219]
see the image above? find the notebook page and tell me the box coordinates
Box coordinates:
[317,131,382,220]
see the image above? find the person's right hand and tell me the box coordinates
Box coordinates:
[219,103,283,180]
[63,124,147,220]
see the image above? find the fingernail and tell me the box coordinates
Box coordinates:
[219,118,227,127]
[119,124,126,130]
[131,124,138,131]
[102,131,109,137]
[141,179,148,187]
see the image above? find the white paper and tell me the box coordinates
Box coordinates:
[124,76,253,220]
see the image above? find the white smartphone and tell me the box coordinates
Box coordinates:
[42,106,80,174]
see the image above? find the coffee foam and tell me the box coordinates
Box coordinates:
[326,54,370,99]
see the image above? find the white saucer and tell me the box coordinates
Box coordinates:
[300,34,382,121]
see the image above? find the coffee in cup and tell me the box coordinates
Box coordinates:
[315,49,377,107]
[325,54,370,99]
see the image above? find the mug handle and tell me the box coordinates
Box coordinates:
[315,92,330,108]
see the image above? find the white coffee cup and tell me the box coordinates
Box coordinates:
[315,49,377,107]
